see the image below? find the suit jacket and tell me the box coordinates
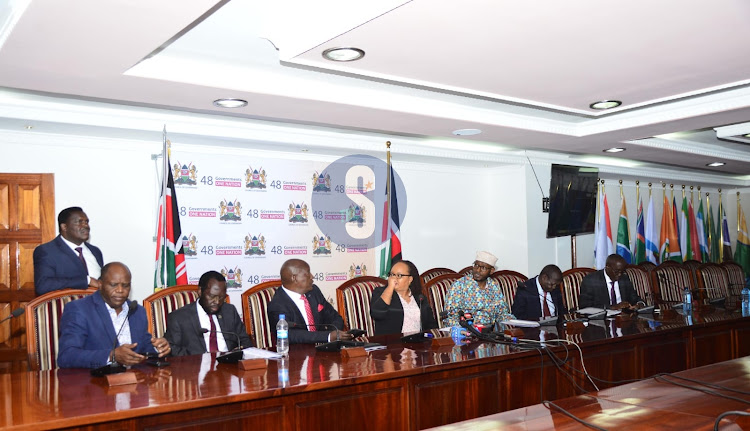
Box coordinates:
[578,270,643,309]
[33,235,104,295]
[370,286,438,335]
[164,301,253,356]
[57,291,155,368]
[512,277,566,321]
[267,285,345,344]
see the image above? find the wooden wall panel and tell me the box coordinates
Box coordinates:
[0,184,8,230]
[692,329,733,367]
[294,385,406,431]
[17,184,41,230]
[0,243,8,288]
[18,242,36,289]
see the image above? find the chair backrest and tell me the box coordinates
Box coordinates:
[420,267,456,286]
[696,263,730,305]
[457,266,473,276]
[682,259,702,291]
[241,280,282,349]
[637,261,656,272]
[490,270,528,308]
[423,273,461,326]
[625,266,654,306]
[651,263,693,304]
[721,262,747,298]
[561,267,595,310]
[336,276,387,336]
[25,288,97,371]
[143,285,201,338]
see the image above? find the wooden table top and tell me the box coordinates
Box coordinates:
[1,308,746,430]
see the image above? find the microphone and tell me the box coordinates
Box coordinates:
[0,307,24,324]
[91,300,137,376]
[199,327,244,352]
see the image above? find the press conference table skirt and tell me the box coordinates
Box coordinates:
[2,309,749,431]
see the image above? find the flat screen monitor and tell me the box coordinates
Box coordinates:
[546,164,598,238]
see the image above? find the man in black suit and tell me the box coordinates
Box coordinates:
[579,254,645,310]
[512,265,565,321]
[33,207,104,295]
[164,271,252,356]
[267,259,353,344]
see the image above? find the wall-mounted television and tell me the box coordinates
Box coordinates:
[546,164,598,238]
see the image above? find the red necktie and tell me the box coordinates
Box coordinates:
[208,315,218,352]
[610,281,617,306]
[542,292,551,318]
[75,247,89,275]
[301,294,316,331]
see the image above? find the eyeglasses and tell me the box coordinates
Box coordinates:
[388,273,412,279]
[472,262,493,272]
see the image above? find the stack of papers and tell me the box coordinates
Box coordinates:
[241,347,283,360]
[499,319,540,328]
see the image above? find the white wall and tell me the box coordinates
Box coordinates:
[3,128,749,303]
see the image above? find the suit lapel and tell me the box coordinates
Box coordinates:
[280,289,307,328]
[92,292,118,347]
[56,236,87,273]
[186,302,208,353]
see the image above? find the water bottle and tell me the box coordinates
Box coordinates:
[277,357,289,387]
[683,287,692,312]
[741,284,750,317]
[276,314,289,357]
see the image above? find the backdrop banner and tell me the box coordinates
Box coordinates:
[170,147,378,316]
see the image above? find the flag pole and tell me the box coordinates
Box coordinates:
[719,188,724,262]
[738,192,741,235]
[161,127,168,289]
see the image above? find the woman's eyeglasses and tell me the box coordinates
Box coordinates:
[388,273,411,279]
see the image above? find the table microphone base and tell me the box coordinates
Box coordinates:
[91,364,127,377]
[216,351,244,364]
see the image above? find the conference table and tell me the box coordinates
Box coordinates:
[2,308,749,431]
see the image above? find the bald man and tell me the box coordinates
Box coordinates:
[579,254,645,310]
[58,262,170,368]
[267,259,352,344]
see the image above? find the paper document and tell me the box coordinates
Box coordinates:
[577,307,621,317]
[499,319,540,328]
[242,347,283,360]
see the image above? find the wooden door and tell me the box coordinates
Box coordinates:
[0,173,55,372]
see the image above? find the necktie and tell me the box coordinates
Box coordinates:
[75,247,89,275]
[208,315,218,352]
[301,294,316,331]
[542,292,551,317]
[610,281,617,306]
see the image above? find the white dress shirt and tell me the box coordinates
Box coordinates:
[536,277,556,316]
[603,272,623,305]
[61,236,101,280]
[196,302,228,352]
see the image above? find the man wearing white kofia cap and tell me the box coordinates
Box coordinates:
[443,251,514,327]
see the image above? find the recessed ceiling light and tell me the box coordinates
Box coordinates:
[452,128,482,136]
[744,133,750,138]
[589,100,622,110]
[706,162,725,167]
[322,47,365,62]
[213,98,247,108]
[24,125,33,130]
[604,147,626,153]
[301,149,309,152]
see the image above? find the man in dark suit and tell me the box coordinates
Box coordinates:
[267,259,353,344]
[165,271,252,356]
[579,254,645,310]
[57,262,171,368]
[512,265,566,321]
[33,207,104,295]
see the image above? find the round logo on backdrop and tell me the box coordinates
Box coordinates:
[311,154,407,250]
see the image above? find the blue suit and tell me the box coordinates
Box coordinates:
[58,291,155,369]
[34,235,104,295]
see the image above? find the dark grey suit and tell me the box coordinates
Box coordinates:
[578,270,643,309]
[164,302,252,356]
[267,285,345,344]
[512,277,566,320]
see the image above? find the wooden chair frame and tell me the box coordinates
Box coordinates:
[419,267,456,286]
[423,273,462,326]
[241,280,282,349]
[335,276,386,334]
[142,284,231,338]
[25,288,96,371]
